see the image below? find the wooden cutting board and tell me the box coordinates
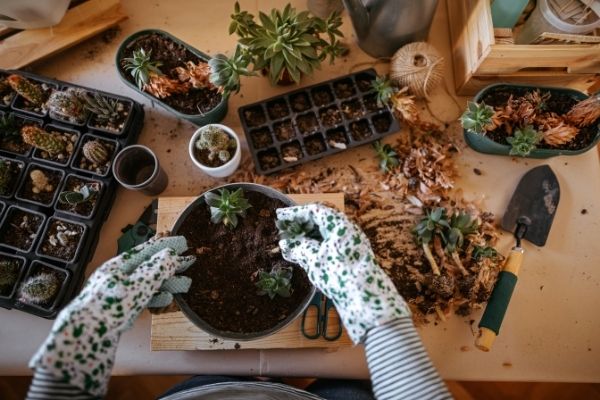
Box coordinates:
[151,193,354,350]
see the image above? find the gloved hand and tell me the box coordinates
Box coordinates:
[29,236,195,397]
[276,204,410,344]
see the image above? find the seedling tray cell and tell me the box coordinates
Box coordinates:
[239,69,401,175]
[0,69,144,319]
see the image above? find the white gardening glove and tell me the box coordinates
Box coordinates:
[29,236,195,397]
[276,204,410,343]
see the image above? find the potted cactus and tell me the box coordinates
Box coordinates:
[460,83,600,158]
[72,134,118,177]
[0,113,41,155]
[189,124,241,178]
[16,163,63,207]
[22,125,79,166]
[56,175,102,219]
[18,262,68,309]
[6,74,56,117]
[171,183,314,340]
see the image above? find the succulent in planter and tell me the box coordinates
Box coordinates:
[0,259,20,296]
[255,266,293,299]
[506,125,543,157]
[205,188,251,228]
[208,45,255,95]
[372,140,399,173]
[228,2,345,85]
[460,101,496,135]
[46,88,89,124]
[18,272,59,305]
[194,125,236,166]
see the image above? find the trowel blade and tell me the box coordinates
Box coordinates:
[501,165,560,247]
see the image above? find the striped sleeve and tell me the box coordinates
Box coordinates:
[26,368,97,400]
[365,318,452,400]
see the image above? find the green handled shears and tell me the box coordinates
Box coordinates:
[301,292,342,341]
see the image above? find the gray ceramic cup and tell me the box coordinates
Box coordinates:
[112,145,168,196]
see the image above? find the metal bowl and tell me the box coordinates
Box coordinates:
[171,182,316,341]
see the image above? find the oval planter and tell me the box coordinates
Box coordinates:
[189,124,241,178]
[171,182,316,341]
[115,29,229,126]
[464,83,600,159]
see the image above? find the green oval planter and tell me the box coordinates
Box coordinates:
[464,83,600,159]
[115,29,229,126]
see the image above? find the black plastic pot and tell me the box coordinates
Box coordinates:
[32,123,80,167]
[0,157,25,199]
[86,93,134,136]
[115,29,229,126]
[171,182,316,341]
[239,69,400,174]
[0,205,46,253]
[36,216,87,264]
[55,174,104,220]
[15,162,64,208]
[15,260,71,317]
[0,252,27,300]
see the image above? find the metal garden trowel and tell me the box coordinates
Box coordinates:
[476,165,560,351]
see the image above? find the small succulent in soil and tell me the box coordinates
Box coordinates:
[21,126,67,155]
[195,126,236,164]
[0,259,20,295]
[6,75,45,107]
[18,272,59,305]
[205,188,251,228]
[444,211,478,276]
[255,266,293,299]
[82,139,109,165]
[59,182,99,205]
[124,48,189,99]
[0,114,21,141]
[46,88,89,124]
[209,45,254,95]
[460,101,495,135]
[413,207,450,276]
[83,92,122,127]
[276,218,321,240]
[30,169,54,194]
[372,141,399,173]
[472,245,499,261]
[507,125,542,157]
[372,75,395,108]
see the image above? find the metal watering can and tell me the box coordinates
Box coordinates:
[342,0,439,57]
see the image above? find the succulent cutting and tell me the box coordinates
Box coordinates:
[255,266,293,299]
[205,188,251,228]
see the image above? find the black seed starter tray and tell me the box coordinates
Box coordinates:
[0,69,144,319]
[239,69,400,175]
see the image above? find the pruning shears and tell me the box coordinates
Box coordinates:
[301,292,343,341]
[116,200,157,254]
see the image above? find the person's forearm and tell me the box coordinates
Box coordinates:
[365,318,452,400]
[27,368,97,400]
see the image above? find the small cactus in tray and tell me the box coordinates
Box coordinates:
[30,169,55,194]
[46,88,88,124]
[18,272,60,305]
[82,139,109,165]
[83,92,122,126]
[21,126,67,155]
[0,259,20,295]
[6,75,45,106]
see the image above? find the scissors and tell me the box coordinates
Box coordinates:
[301,292,343,341]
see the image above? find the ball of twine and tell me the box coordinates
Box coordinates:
[390,42,444,100]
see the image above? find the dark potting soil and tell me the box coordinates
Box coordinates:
[342,99,365,119]
[250,128,273,150]
[363,94,385,113]
[89,98,131,134]
[333,79,356,99]
[0,255,22,296]
[312,87,333,107]
[319,106,342,127]
[243,107,267,127]
[296,113,319,136]
[274,120,295,142]
[290,93,312,112]
[350,120,373,141]
[373,114,393,133]
[481,87,598,151]
[356,73,374,92]
[121,33,222,115]
[281,141,304,163]
[19,167,62,205]
[56,176,101,217]
[178,191,311,333]
[38,219,84,262]
[258,150,281,170]
[0,209,43,250]
[267,99,289,120]
[193,140,237,168]
[0,160,23,196]
[304,135,326,155]
[75,137,116,175]
[326,128,348,148]
[0,117,38,155]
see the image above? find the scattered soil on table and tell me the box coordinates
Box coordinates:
[333,79,356,99]
[319,106,342,127]
[372,113,392,133]
[12,81,53,116]
[250,128,273,149]
[326,127,349,149]
[481,87,598,151]
[19,166,62,205]
[0,208,43,250]
[75,137,116,175]
[356,73,375,92]
[258,149,281,170]
[349,120,373,141]
[20,264,66,308]
[38,219,84,262]
[35,129,78,165]
[363,94,385,113]
[243,106,267,127]
[177,191,311,334]
[341,99,365,119]
[281,141,304,163]
[0,255,22,296]
[266,99,289,120]
[56,176,101,217]
[0,159,23,197]
[89,97,131,134]
[311,86,334,106]
[120,33,222,115]
[0,116,38,155]
[296,112,319,136]
[290,93,312,112]
[274,120,296,142]
[304,135,326,155]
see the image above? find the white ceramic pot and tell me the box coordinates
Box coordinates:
[189,124,241,178]
[0,0,70,29]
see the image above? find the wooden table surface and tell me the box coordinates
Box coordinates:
[0,0,599,382]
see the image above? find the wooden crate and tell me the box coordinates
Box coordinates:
[447,0,600,95]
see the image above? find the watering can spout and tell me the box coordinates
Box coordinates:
[342,0,370,39]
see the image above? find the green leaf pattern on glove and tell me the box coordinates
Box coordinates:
[29,236,195,397]
[277,204,411,344]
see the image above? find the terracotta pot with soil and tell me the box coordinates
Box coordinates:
[171,183,315,340]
